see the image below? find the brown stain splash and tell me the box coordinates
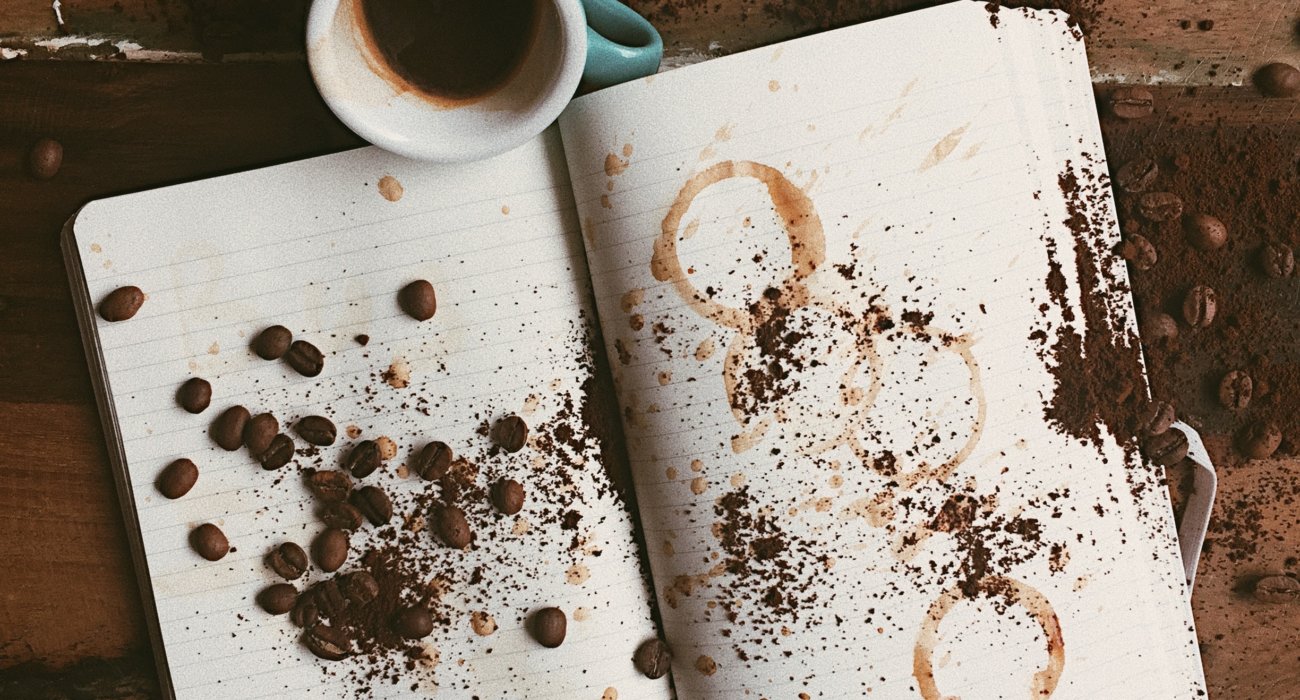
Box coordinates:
[918,123,970,172]
[378,175,404,202]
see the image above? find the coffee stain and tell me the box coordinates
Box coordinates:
[565,563,590,585]
[690,459,704,472]
[375,436,397,460]
[620,288,644,313]
[600,195,613,209]
[657,371,672,386]
[843,490,897,528]
[573,606,591,621]
[383,356,411,388]
[695,655,718,676]
[501,204,510,215]
[89,243,101,253]
[768,80,780,92]
[770,46,784,62]
[378,175,404,202]
[690,477,708,495]
[207,342,219,355]
[695,337,716,360]
[622,143,633,158]
[918,123,970,172]
[715,123,734,141]
[628,314,644,331]
[962,141,984,160]
[604,152,629,177]
[521,394,540,416]
[103,260,112,269]
[602,688,618,700]
[698,144,717,161]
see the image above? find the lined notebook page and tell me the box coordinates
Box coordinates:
[559,2,1205,697]
[65,131,670,699]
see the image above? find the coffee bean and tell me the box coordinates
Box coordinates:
[291,590,319,628]
[1119,234,1158,271]
[530,607,567,648]
[253,325,293,360]
[1107,87,1154,119]
[176,378,212,414]
[1142,429,1188,467]
[340,571,379,606]
[28,138,63,179]
[243,413,279,456]
[156,458,199,499]
[286,340,325,377]
[320,501,364,530]
[312,578,348,620]
[313,528,349,573]
[259,434,295,470]
[210,405,251,451]
[267,542,309,580]
[344,440,381,478]
[303,624,351,661]
[398,280,437,321]
[98,286,145,322]
[393,606,434,639]
[191,523,230,561]
[1135,400,1175,436]
[1182,285,1217,328]
[414,441,453,480]
[1137,192,1183,222]
[1141,311,1179,343]
[491,478,525,515]
[633,638,673,679]
[1240,421,1282,460]
[258,583,298,615]
[492,415,528,453]
[1114,157,1158,193]
[1185,214,1227,250]
[351,486,393,525]
[307,470,353,502]
[1254,575,1300,603]
[296,415,337,446]
[1217,370,1253,411]
[433,505,472,549]
[1261,242,1295,278]
[1255,62,1300,97]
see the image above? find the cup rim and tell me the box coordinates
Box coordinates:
[306,0,587,163]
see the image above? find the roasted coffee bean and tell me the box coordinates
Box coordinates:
[259,434,295,470]
[1218,370,1253,411]
[1182,285,1217,328]
[291,590,319,628]
[243,413,279,456]
[1142,429,1188,467]
[398,280,437,321]
[258,583,298,615]
[286,339,325,377]
[1107,87,1154,119]
[320,501,364,530]
[176,377,212,414]
[1136,400,1175,436]
[1240,421,1282,460]
[313,528,349,573]
[414,441,453,480]
[1114,157,1158,193]
[156,458,199,499]
[1141,312,1178,343]
[28,138,63,179]
[191,523,230,561]
[296,415,337,446]
[1255,62,1300,97]
[266,542,309,580]
[312,579,348,620]
[1262,242,1295,278]
[1254,575,1300,603]
[491,478,525,515]
[633,638,673,679]
[253,325,293,360]
[393,606,434,639]
[1136,192,1183,222]
[1185,213,1227,250]
[530,607,567,648]
[351,486,393,526]
[210,405,250,451]
[344,440,381,478]
[1119,234,1158,271]
[433,505,472,549]
[99,286,145,322]
[306,470,353,502]
[492,415,528,453]
[340,571,379,606]
[303,624,351,661]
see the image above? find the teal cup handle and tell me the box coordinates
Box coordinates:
[581,0,663,88]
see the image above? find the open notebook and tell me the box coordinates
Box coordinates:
[63,3,1207,698]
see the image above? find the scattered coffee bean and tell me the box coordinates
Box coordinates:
[259,433,295,470]
[1240,421,1282,460]
[98,286,145,322]
[351,486,393,526]
[1119,234,1158,271]
[191,523,230,561]
[398,280,437,321]
[492,415,528,453]
[414,441,453,480]
[344,440,381,478]
[1254,575,1300,603]
[530,607,567,648]
[243,412,279,456]
[156,458,199,499]
[1142,429,1188,467]
[1217,370,1253,411]
[286,339,325,377]
[340,571,379,606]
[267,542,309,580]
[1261,242,1295,278]
[433,505,472,549]
[1185,213,1227,250]
[633,638,673,679]
[1255,62,1300,97]
[303,624,351,661]
[313,528,349,573]
[291,590,320,628]
[296,415,337,446]
[320,501,364,531]
[28,138,63,179]
[176,377,212,414]
[253,325,293,360]
[1182,285,1217,328]
[1136,400,1175,436]
[1141,311,1179,343]
[312,579,348,620]
[393,606,434,639]
[306,470,353,502]
[258,583,298,615]
[1114,157,1158,193]
[210,405,251,451]
[491,478,525,515]
[1107,87,1154,119]
[1136,192,1183,222]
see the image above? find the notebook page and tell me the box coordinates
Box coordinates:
[65,130,669,699]
[558,2,1203,697]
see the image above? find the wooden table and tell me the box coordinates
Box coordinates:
[0,1,1297,697]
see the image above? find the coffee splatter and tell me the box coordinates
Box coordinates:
[377,175,404,202]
